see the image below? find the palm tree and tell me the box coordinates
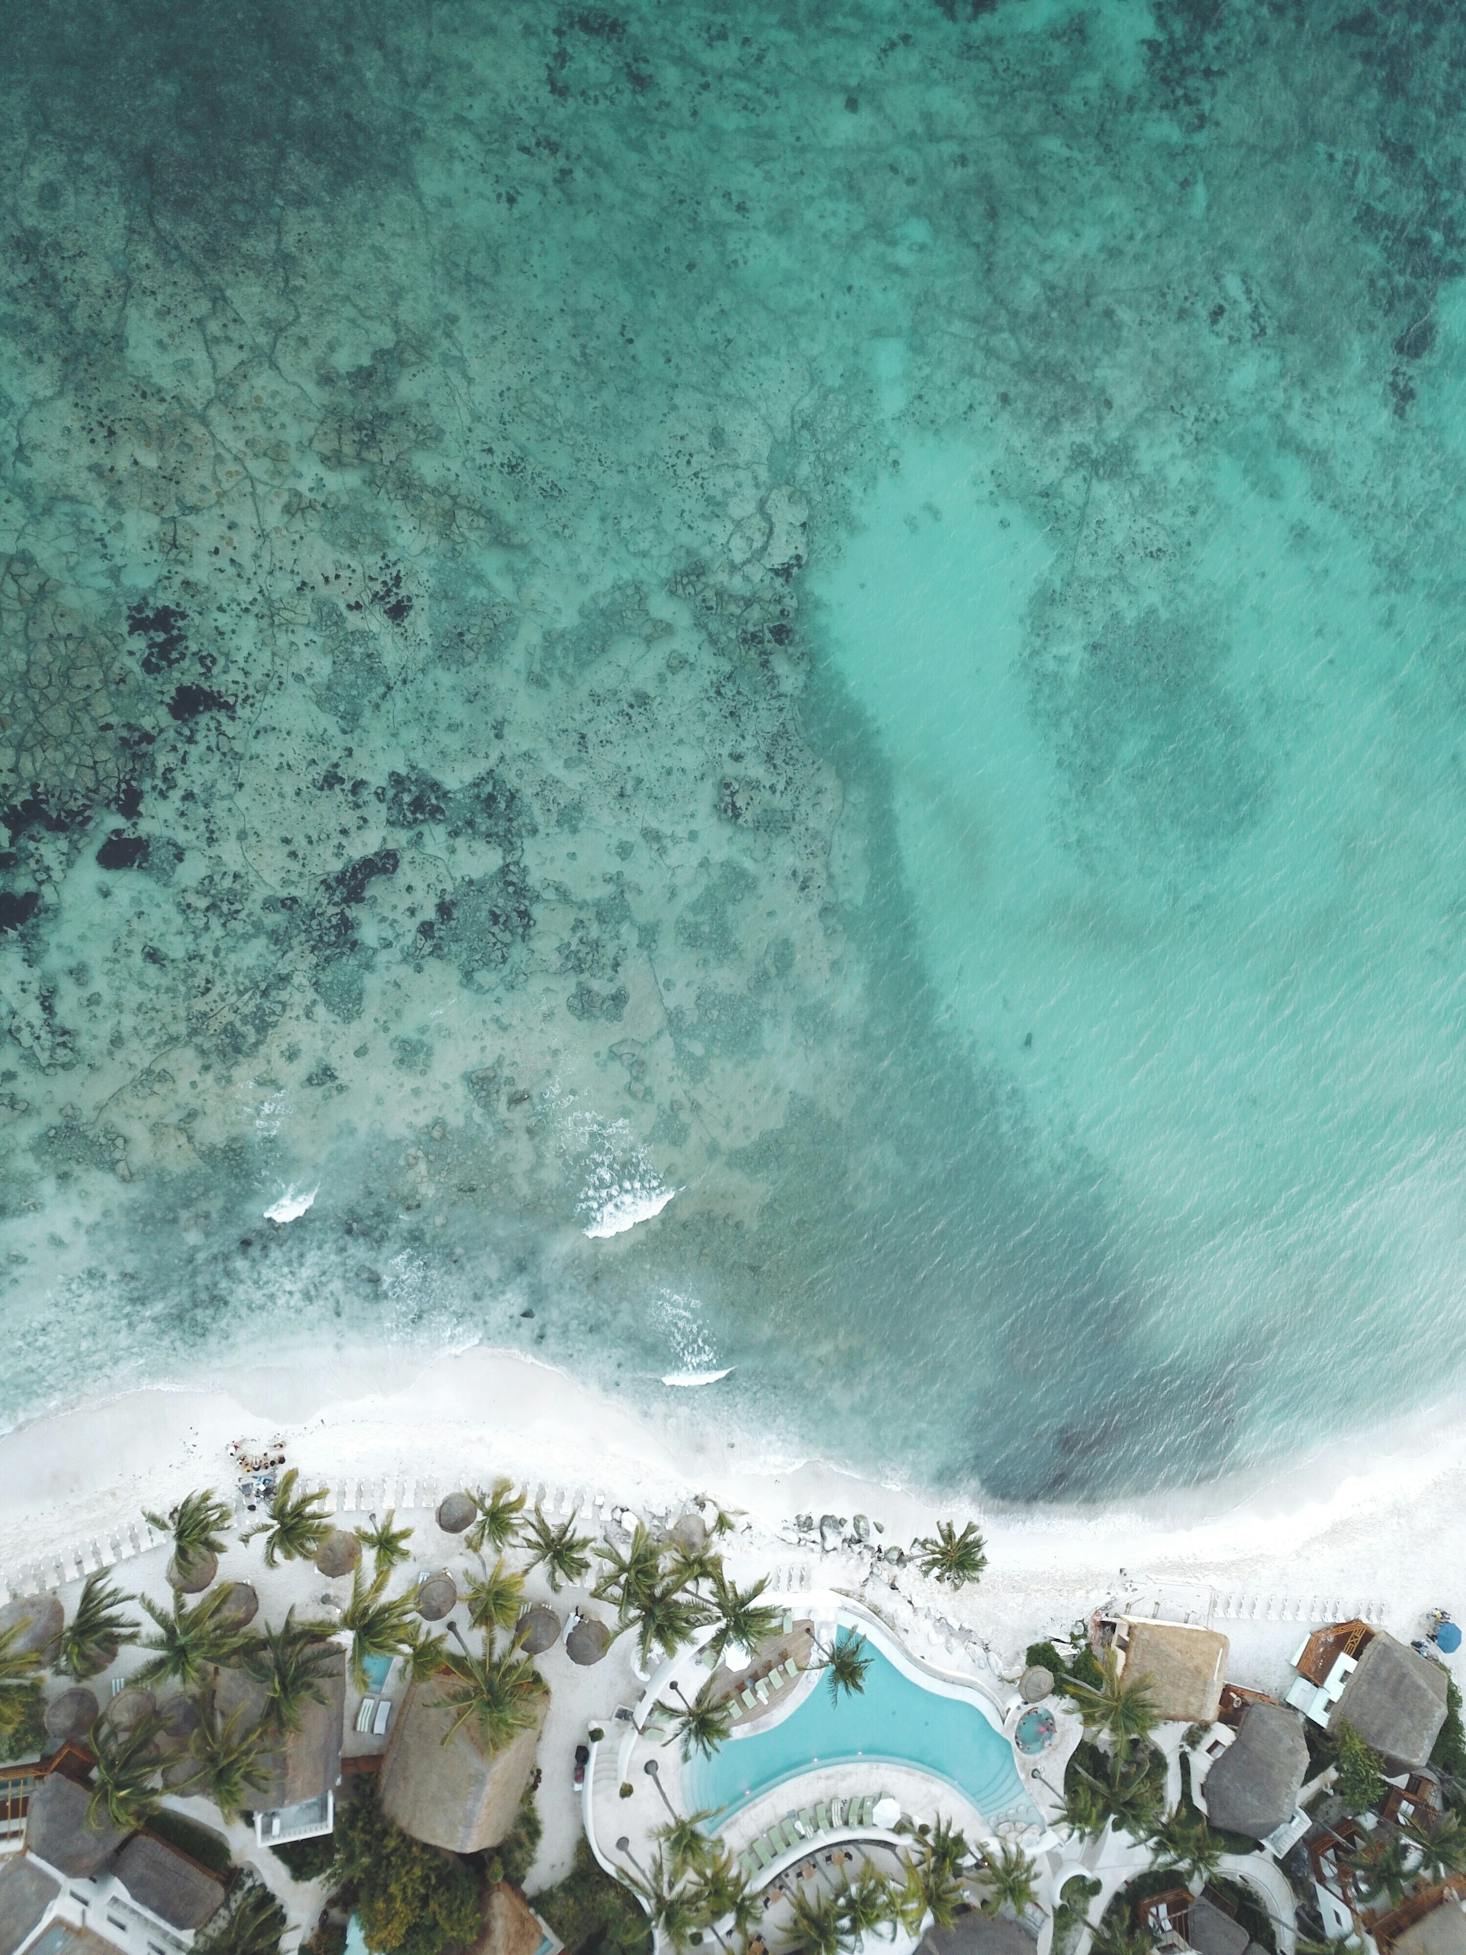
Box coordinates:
[838,1867,897,1945]
[194,1874,287,1955]
[355,1510,414,1578]
[520,1507,593,1592]
[892,1856,964,1936]
[464,1557,527,1635]
[666,1539,724,1594]
[146,1489,232,1590]
[1072,1752,1162,1838]
[1402,1813,1466,1883]
[178,1704,270,1821]
[655,1811,720,1883]
[914,1816,972,1881]
[1068,1651,1160,1751]
[912,1520,987,1588]
[0,1618,44,1691]
[466,1479,527,1557]
[629,1579,711,1668]
[135,1588,256,1690]
[686,1849,761,1952]
[241,1609,338,1733]
[783,1889,845,1955]
[980,1842,1040,1918]
[56,1574,137,1680]
[430,1634,546,1750]
[341,1568,420,1691]
[87,1712,162,1832]
[1147,1810,1223,1888]
[629,1857,704,1954]
[1350,1833,1415,1908]
[818,1631,873,1704]
[704,1572,784,1668]
[1091,1922,1159,1955]
[244,1468,333,1568]
[403,1627,452,1683]
[593,1524,667,1621]
[1054,1772,1109,1841]
[660,1686,735,1761]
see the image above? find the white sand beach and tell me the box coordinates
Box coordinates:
[1,1341,1462,1697]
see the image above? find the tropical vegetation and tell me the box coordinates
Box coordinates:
[245,1468,334,1568]
[912,1520,988,1588]
[56,1573,137,1680]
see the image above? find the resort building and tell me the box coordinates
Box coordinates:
[215,1647,347,1846]
[1108,1617,1229,1724]
[1196,1701,1310,1847]
[919,1918,1039,1955]
[1139,1887,1268,1955]
[1286,1623,1448,1767]
[379,1682,546,1854]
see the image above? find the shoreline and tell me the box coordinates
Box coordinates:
[1,1340,1463,1677]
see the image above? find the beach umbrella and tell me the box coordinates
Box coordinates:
[44,1687,99,1746]
[0,1595,63,1662]
[671,1511,708,1556]
[314,1530,361,1579]
[167,1548,218,1595]
[436,1492,476,1535]
[514,1606,561,1656]
[1438,1622,1463,1655]
[872,1796,902,1830]
[1020,1665,1055,1703]
[416,1571,457,1623]
[213,1582,259,1631]
[565,1616,611,1667]
[101,1685,157,1742]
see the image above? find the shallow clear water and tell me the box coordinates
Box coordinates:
[3,0,1465,1502]
[685,1634,1031,1826]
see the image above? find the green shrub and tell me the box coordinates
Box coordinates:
[0,1684,46,1764]
[1433,1675,1466,1788]
[270,1832,339,1883]
[533,1841,651,1955]
[146,1810,234,1875]
[1333,1721,1386,1815]
[333,1785,482,1955]
[477,1792,542,1888]
[1026,1638,1102,1696]
[304,1925,348,1955]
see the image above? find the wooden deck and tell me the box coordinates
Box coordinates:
[704,1619,817,1712]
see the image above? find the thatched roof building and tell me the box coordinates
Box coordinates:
[416,1572,457,1622]
[213,1581,260,1630]
[25,1768,126,1877]
[1116,1619,1228,1724]
[155,1694,202,1758]
[0,1856,59,1955]
[438,1493,477,1534]
[43,1690,99,1748]
[565,1617,611,1666]
[1019,1666,1054,1703]
[115,1833,227,1931]
[1203,1703,1309,1840]
[1334,1632,1448,1768]
[0,1598,62,1665]
[379,1681,546,1853]
[99,1687,156,1743]
[1393,1901,1466,1955]
[315,1531,361,1579]
[247,1647,346,1812]
[515,1607,560,1656]
[919,1916,1039,1955]
[166,1548,217,1595]
[670,1512,708,1556]
[466,1884,553,1955]
[1186,1896,1259,1955]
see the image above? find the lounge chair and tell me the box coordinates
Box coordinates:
[797,1808,816,1836]
[726,1697,744,1723]
[755,1679,770,1705]
[356,1698,378,1733]
[782,1657,800,1682]
[739,1850,760,1880]
[742,1685,758,1710]
[829,1798,845,1828]
[782,1819,801,1851]
[752,1839,772,1871]
[373,1699,393,1736]
[815,1802,831,1831]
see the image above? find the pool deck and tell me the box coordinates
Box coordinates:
[700,1618,817,1714]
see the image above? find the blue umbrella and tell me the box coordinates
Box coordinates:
[1436,1621,1461,1654]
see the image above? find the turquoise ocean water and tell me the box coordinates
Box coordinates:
[3,0,1465,1503]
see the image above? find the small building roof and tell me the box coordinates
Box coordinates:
[469,1884,548,1955]
[98,1687,155,1743]
[115,1834,227,1931]
[1335,1633,1448,1768]
[213,1582,259,1630]
[43,1690,99,1747]
[25,1770,126,1877]
[515,1607,560,1656]
[919,1916,1039,1955]
[565,1617,611,1666]
[1393,1902,1466,1955]
[165,1548,217,1595]
[0,1855,59,1955]
[1020,1666,1054,1703]
[255,1646,347,1810]
[1204,1704,1309,1840]
[315,1532,361,1579]
[379,1682,545,1853]
[416,1572,457,1623]
[1119,1619,1228,1724]
[1187,1898,1250,1955]
[438,1493,477,1534]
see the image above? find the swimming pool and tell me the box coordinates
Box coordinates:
[358,1652,394,1692]
[685,1628,1037,1830]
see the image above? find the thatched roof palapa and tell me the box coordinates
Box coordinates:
[379,1682,545,1853]
[100,1686,156,1742]
[0,1596,63,1664]
[166,1547,218,1595]
[670,1511,708,1555]
[1393,1902,1466,1955]
[919,1916,1039,1955]
[155,1694,202,1758]
[25,1769,126,1877]
[514,1607,560,1656]
[1118,1619,1228,1724]
[416,1572,457,1622]
[213,1581,259,1630]
[1185,1896,1256,1955]
[214,1646,346,1812]
[44,1688,99,1746]
[1020,1665,1054,1703]
[315,1531,361,1579]
[0,1854,59,1955]
[115,1833,227,1931]
[565,1616,611,1666]
[468,1884,550,1955]
[1203,1704,1308,1840]
[437,1492,477,1534]
[1334,1631,1449,1768]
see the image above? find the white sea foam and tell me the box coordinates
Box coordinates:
[545,1085,681,1239]
[583,1182,679,1238]
[264,1185,318,1225]
[661,1367,734,1388]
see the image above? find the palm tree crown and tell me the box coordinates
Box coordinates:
[1068,1651,1160,1750]
[241,1609,338,1732]
[520,1508,593,1592]
[0,1618,44,1692]
[631,1579,712,1668]
[87,1711,162,1832]
[820,1630,874,1703]
[355,1510,414,1578]
[193,1874,287,1955]
[245,1468,333,1568]
[466,1480,527,1557]
[980,1841,1041,1917]
[593,1524,666,1621]
[430,1635,546,1751]
[704,1572,784,1668]
[58,1573,138,1681]
[661,1685,735,1761]
[145,1489,232,1563]
[1147,1809,1223,1888]
[179,1704,270,1821]
[342,1568,421,1691]
[912,1519,988,1588]
[464,1557,527,1635]
[135,1588,257,1690]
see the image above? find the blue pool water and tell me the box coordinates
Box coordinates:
[358,1653,393,1693]
[685,1635,1034,1829]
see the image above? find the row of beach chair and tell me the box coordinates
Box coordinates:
[737,1796,884,1878]
[354,1696,394,1737]
[728,1655,802,1722]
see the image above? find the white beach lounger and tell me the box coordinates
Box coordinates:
[755,1679,770,1705]
[373,1699,393,1736]
[356,1698,377,1733]
[741,1686,758,1710]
